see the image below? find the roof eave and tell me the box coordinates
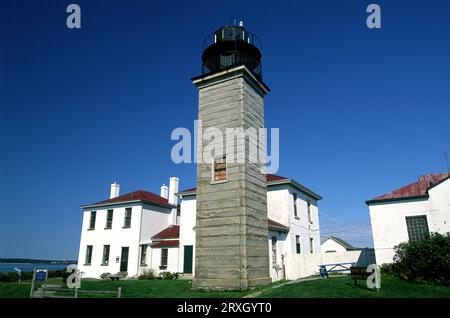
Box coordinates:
[151,237,179,241]
[177,179,323,200]
[81,200,175,210]
[268,225,290,233]
[427,175,450,191]
[365,194,429,206]
[269,179,322,200]
[176,190,196,197]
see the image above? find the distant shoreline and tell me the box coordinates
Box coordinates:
[0,258,77,265]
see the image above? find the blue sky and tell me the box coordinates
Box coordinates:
[1,0,449,259]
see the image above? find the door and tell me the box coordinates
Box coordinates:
[120,247,129,272]
[183,245,193,273]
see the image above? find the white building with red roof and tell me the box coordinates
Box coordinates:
[76,174,323,281]
[77,178,180,278]
[366,172,450,265]
[177,174,322,281]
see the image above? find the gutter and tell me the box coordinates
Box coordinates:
[365,194,429,205]
[80,200,177,210]
[177,179,323,201]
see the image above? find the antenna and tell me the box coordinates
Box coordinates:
[444,149,450,172]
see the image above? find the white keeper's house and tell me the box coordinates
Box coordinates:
[366,172,450,265]
[77,174,322,281]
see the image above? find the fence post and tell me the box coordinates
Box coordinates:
[29,270,36,298]
[117,287,122,298]
[75,288,78,298]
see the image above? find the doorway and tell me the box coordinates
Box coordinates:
[120,247,129,272]
[183,245,193,273]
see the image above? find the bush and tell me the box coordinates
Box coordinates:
[100,272,112,279]
[379,263,394,275]
[0,272,18,283]
[138,269,157,280]
[158,271,179,280]
[392,232,450,286]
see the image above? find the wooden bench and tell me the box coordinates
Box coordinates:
[350,266,371,287]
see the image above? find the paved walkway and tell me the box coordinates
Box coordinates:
[243,276,322,298]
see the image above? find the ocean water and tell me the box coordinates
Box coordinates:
[0,263,72,273]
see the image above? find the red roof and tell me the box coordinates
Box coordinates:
[151,220,287,242]
[89,190,174,208]
[268,218,289,231]
[266,174,288,182]
[179,174,289,194]
[368,173,450,204]
[152,240,179,248]
[152,225,180,240]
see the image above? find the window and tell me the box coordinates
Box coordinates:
[89,211,96,230]
[160,249,168,269]
[105,210,113,229]
[296,235,301,254]
[406,216,429,242]
[102,245,110,265]
[307,201,312,224]
[85,245,93,265]
[271,236,277,265]
[140,245,148,265]
[212,156,227,182]
[124,208,132,228]
[293,193,298,218]
[310,238,314,254]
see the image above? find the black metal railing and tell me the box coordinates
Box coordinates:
[200,27,263,80]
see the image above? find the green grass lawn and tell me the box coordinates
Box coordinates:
[1,275,449,298]
[57,279,252,298]
[0,278,281,298]
[0,277,63,298]
[260,275,450,298]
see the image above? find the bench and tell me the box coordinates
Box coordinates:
[350,266,371,287]
[318,262,356,278]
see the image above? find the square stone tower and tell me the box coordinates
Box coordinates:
[192,24,271,290]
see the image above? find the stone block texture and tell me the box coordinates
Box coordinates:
[193,68,271,290]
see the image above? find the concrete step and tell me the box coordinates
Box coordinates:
[179,274,193,280]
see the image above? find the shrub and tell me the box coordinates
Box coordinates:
[100,272,112,279]
[138,269,157,280]
[158,271,179,280]
[0,272,18,282]
[379,263,394,275]
[391,232,450,286]
[0,268,70,283]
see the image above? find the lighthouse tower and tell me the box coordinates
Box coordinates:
[192,23,271,290]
